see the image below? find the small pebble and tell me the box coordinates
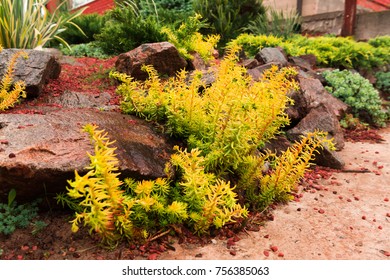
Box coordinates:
[72,252,81,258]
[270,246,278,252]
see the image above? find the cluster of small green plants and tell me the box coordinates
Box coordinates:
[0,189,46,236]
[56,48,334,245]
[322,69,389,127]
[375,71,390,97]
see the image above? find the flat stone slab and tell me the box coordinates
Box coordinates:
[0,109,173,202]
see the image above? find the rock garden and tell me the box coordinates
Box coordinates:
[0,0,389,260]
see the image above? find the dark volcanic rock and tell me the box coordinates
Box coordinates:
[262,135,292,156]
[247,62,282,81]
[115,42,187,80]
[312,145,345,170]
[0,49,61,97]
[241,58,259,69]
[287,105,345,150]
[289,54,317,71]
[297,76,348,119]
[187,52,208,71]
[0,109,173,202]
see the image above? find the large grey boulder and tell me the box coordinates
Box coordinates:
[0,49,61,97]
[255,47,288,67]
[115,42,187,80]
[0,109,173,202]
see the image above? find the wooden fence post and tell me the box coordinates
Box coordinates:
[341,0,357,36]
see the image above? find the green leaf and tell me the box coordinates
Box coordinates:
[7,188,16,208]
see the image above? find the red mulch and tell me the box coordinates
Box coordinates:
[43,56,118,97]
[7,56,120,115]
[343,128,385,143]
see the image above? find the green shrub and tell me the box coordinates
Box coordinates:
[139,0,193,25]
[229,34,390,70]
[375,71,390,94]
[161,14,219,61]
[59,121,330,244]
[58,13,105,45]
[244,7,301,38]
[193,0,266,46]
[58,124,247,244]
[245,131,333,210]
[112,48,296,172]
[58,50,334,243]
[111,47,331,210]
[154,0,192,11]
[368,35,390,48]
[95,2,166,55]
[323,69,388,126]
